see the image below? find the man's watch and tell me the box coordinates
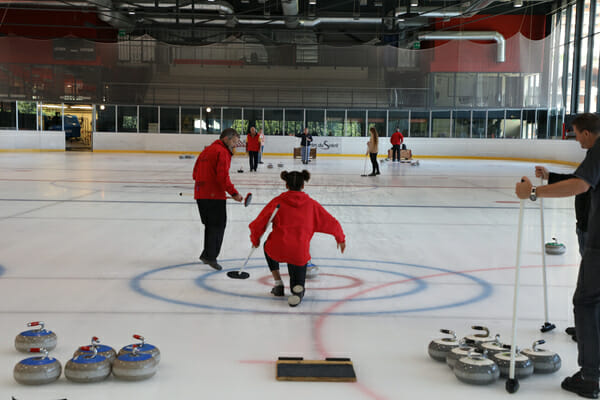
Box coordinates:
[529,186,537,201]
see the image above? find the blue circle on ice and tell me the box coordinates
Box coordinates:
[72,354,107,364]
[130,258,493,316]
[19,329,53,337]
[20,357,58,366]
[118,352,153,362]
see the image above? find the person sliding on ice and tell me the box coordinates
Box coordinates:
[249,170,346,307]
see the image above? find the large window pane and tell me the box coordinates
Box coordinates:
[522,109,536,139]
[487,110,504,139]
[549,109,561,138]
[431,110,451,137]
[410,111,429,137]
[18,101,37,130]
[456,73,476,107]
[181,107,200,134]
[202,107,220,134]
[477,73,500,107]
[243,108,263,135]
[536,109,548,139]
[433,73,455,107]
[346,110,365,137]
[96,105,116,132]
[453,110,471,138]
[0,101,16,129]
[503,73,522,107]
[222,108,243,133]
[306,109,324,136]
[160,107,179,134]
[326,110,345,136]
[388,110,409,136]
[566,4,577,113]
[367,110,386,138]
[117,106,138,132]
[139,106,158,133]
[263,109,283,135]
[285,109,304,136]
[472,111,486,138]
[505,109,522,139]
[41,104,62,131]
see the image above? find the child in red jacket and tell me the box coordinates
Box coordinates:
[249,170,346,307]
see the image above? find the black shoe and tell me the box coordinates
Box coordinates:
[562,371,599,399]
[271,285,284,297]
[368,172,376,176]
[566,327,576,336]
[376,171,380,175]
[199,255,222,271]
[259,161,264,164]
[288,285,305,307]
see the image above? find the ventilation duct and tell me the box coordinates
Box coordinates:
[417,31,506,63]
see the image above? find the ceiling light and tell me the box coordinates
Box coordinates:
[309,0,316,4]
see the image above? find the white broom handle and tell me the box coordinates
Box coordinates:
[240,205,280,273]
[540,177,549,322]
[509,199,525,380]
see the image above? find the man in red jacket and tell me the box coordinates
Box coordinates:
[390,128,404,162]
[193,128,243,270]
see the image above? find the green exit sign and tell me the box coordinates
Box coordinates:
[413,41,421,50]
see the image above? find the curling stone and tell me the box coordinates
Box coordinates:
[267,163,274,169]
[520,340,561,374]
[492,350,534,379]
[119,334,160,363]
[446,341,478,370]
[65,346,111,383]
[277,163,284,168]
[480,334,511,358]
[463,325,494,350]
[15,321,57,352]
[73,336,117,364]
[306,265,319,279]
[454,350,500,385]
[545,237,566,255]
[112,345,158,381]
[237,168,244,173]
[428,329,459,362]
[14,348,62,385]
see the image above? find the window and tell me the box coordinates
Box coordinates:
[181,107,200,134]
[263,109,283,135]
[243,108,263,134]
[367,110,386,138]
[284,109,304,135]
[18,102,37,130]
[96,105,116,132]
[326,110,345,136]
[388,110,409,136]
[505,109,522,139]
[139,106,158,133]
[431,111,451,138]
[202,107,220,134]
[472,111,486,138]
[117,106,137,132]
[0,101,16,130]
[487,110,504,139]
[306,110,325,136]
[222,108,243,133]
[453,111,471,138]
[346,110,365,137]
[160,107,179,134]
[410,111,429,137]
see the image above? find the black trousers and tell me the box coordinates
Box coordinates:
[196,199,226,261]
[264,248,307,289]
[369,153,379,174]
[392,144,400,161]
[248,151,259,171]
[574,248,600,380]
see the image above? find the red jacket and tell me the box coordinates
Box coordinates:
[246,134,261,152]
[391,131,404,146]
[249,191,345,266]
[193,140,238,200]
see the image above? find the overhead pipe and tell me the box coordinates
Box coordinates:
[417,31,506,63]
[280,0,299,28]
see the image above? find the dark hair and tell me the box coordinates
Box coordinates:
[220,128,239,140]
[572,113,600,135]
[281,170,310,191]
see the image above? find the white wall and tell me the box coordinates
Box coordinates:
[0,130,64,150]
[2,130,584,164]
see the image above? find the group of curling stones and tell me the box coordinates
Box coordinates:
[428,325,561,386]
[13,321,160,385]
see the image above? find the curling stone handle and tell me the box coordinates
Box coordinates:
[471,325,490,337]
[440,329,457,340]
[29,348,49,358]
[80,346,91,351]
[27,321,44,330]
[532,339,545,351]
[133,334,145,346]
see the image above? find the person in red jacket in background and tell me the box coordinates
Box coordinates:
[193,128,243,271]
[390,128,404,162]
[246,126,261,172]
[249,170,346,307]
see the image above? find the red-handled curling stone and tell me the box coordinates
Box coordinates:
[15,321,57,352]
[112,345,158,381]
[65,346,111,383]
[73,336,117,364]
[118,334,160,363]
[520,340,561,374]
[13,348,62,385]
[428,329,459,362]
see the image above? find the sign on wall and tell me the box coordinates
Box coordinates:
[312,136,342,154]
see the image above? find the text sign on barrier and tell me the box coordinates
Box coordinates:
[312,137,342,154]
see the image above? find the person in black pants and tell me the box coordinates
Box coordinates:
[516,113,600,399]
[367,127,380,176]
[246,127,261,172]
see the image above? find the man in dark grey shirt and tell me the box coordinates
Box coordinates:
[516,113,600,399]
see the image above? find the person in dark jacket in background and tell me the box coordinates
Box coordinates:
[246,126,261,172]
[193,128,243,271]
[249,170,346,307]
[292,128,313,164]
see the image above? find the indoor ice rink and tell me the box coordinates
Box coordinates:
[0,152,587,399]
